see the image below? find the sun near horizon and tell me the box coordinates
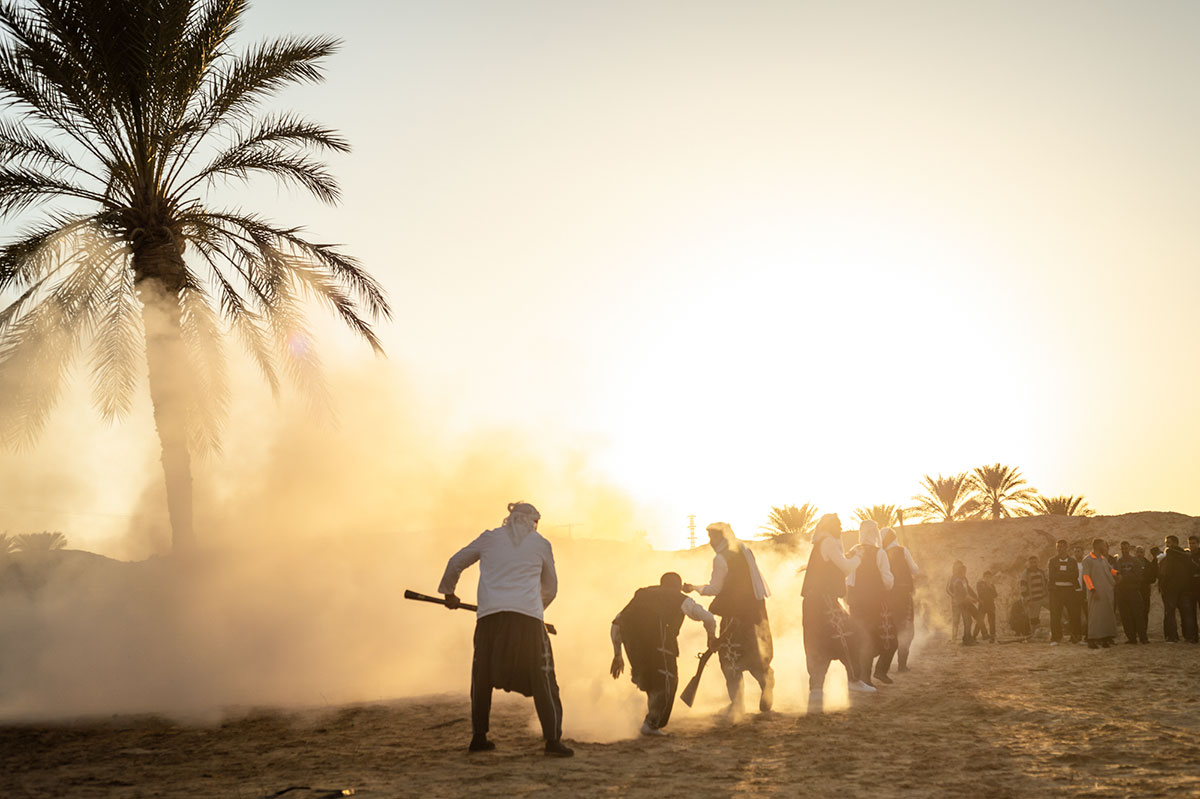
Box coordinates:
[2,2,1200,554]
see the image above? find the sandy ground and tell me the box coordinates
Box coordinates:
[4,635,1200,799]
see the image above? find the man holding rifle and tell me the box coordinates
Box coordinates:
[438,501,573,757]
[610,572,717,736]
[686,522,775,717]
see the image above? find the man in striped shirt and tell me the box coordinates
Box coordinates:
[1019,556,1050,636]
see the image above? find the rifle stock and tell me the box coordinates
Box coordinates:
[679,643,719,707]
[403,589,558,635]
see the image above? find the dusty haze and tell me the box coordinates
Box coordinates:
[0,358,836,739]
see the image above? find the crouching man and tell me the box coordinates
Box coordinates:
[610,572,717,735]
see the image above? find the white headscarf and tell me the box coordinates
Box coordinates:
[813,514,842,542]
[502,501,540,545]
[859,519,881,548]
[706,522,771,600]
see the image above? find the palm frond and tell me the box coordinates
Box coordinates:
[970,463,1040,520]
[14,530,67,550]
[854,504,900,530]
[178,280,229,455]
[89,261,141,422]
[1021,494,1095,517]
[911,473,981,523]
[759,503,820,540]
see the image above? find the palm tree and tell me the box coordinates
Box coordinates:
[760,503,820,540]
[0,532,14,555]
[1022,495,1096,517]
[911,473,981,523]
[0,1,390,553]
[970,463,1039,520]
[15,530,68,551]
[853,504,900,530]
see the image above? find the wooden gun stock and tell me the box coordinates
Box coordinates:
[679,642,719,707]
[403,590,558,635]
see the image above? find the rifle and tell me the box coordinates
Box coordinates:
[679,638,720,707]
[403,589,558,635]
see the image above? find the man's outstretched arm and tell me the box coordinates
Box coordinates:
[438,536,483,605]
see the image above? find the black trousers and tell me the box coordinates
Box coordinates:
[1162,590,1199,643]
[1048,588,1082,642]
[803,595,858,690]
[977,605,996,640]
[958,600,983,643]
[644,682,676,730]
[1115,590,1147,643]
[471,614,564,741]
[1140,586,1152,631]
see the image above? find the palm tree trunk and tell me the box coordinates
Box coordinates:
[134,263,196,555]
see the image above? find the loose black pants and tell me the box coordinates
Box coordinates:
[471,612,564,741]
[1115,589,1147,643]
[1048,587,1082,642]
[1162,590,1199,643]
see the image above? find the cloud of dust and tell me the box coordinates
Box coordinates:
[0,352,960,740]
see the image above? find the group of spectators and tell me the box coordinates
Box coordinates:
[947,534,1200,647]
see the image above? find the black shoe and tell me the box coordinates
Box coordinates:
[1100,640,1111,649]
[1087,641,1099,649]
[545,740,574,757]
[469,734,495,752]
[874,673,894,685]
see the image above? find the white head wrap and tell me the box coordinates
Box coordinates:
[859,519,881,548]
[502,501,540,545]
[706,521,771,600]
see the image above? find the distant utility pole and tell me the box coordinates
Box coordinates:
[687,515,697,549]
[552,523,582,538]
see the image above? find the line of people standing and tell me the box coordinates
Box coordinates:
[967,534,1200,648]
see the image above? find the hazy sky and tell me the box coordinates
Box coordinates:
[6,2,1200,548]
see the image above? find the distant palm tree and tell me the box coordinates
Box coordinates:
[0,532,14,555]
[854,504,900,530]
[0,0,390,553]
[911,473,981,523]
[15,531,68,551]
[970,463,1039,520]
[760,503,820,540]
[1022,495,1095,517]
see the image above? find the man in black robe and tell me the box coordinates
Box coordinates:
[881,527,921,671]
[1188,536,1200,627]
[802,514,877,710]
[687,522,774,716]
[610,572,717,735]
[848,520,895,687]
[1114,541,1148,644]
[1160,535,1198,644]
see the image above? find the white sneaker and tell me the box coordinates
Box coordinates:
[640,722,666,736]
[1050,642,1059,647]
[848,680,877,694]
